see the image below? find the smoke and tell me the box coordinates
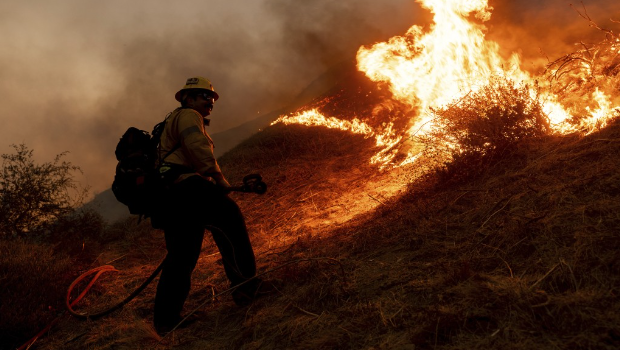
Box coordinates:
[0,0,417,195]
[487,0,620,72]
[0,0,618,196]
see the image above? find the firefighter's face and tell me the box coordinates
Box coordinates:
[188,92,215,117]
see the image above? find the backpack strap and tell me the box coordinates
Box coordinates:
[154,113,190,185]
[155,112,181,164]
[160,144,180,163]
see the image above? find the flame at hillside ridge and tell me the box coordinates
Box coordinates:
[273,109,403,165]
[274,109,374,136]
[273,0,619,167]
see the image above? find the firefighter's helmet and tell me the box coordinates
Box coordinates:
[175,76,220,102]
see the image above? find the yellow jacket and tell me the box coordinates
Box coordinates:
[159,108,230,187]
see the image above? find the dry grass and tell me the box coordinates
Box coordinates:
[20,112,620,350]
[341,119,620,349]
[8,46,620,349]
[0,207,108,349]
[0,239,74,348]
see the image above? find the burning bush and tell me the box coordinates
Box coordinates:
[421,76,550,179]
[545,16,620,130]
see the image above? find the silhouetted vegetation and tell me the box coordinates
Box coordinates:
[0,144,106,349]
[0,144,88,236]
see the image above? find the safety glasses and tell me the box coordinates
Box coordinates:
[197,92,215,104]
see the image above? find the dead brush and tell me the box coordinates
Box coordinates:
[545,10,620,126]
[0,206,110,349]
[0,239,75,349]
[419,75,551,185]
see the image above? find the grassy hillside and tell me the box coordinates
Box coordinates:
[17,105,619,349]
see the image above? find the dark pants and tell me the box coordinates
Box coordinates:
[152,176,256,326]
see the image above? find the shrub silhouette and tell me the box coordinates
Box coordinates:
[0,144,88,236]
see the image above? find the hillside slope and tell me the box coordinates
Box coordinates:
[33,105,620,349]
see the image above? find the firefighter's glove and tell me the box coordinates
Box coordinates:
[242,174,267,194]
[227,174,267,194]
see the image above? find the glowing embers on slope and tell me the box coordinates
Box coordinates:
[271,109,402,166]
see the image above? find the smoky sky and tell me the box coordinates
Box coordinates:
[0,0,618,195]
[487,0,620,70]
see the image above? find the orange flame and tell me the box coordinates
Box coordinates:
[273,109,374,136]
[271,109,402,167]
[273,0,619,167]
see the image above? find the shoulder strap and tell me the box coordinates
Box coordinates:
[156,112,181,163]
[161,145,180,162]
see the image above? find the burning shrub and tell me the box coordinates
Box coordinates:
[422,76,550,179]
[545,18,620,130]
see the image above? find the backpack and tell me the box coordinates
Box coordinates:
[112,120,172,219]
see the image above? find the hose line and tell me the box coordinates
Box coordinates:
[66,260,165,319]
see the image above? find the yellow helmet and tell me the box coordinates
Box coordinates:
[174,76,220,102]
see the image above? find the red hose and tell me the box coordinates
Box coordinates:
[17,265,118,350]
[65,265,119,316]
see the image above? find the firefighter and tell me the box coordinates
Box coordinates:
[151,76,266,333]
